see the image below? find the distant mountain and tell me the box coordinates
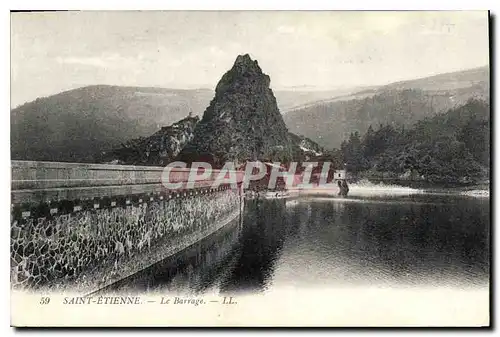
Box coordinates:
[283,66,489,149]
[10,65,489,163]
[274,87,368,111]
[10,85,213,162]
[382,66,489,92]
[10,83,358,163]
[178,54,294,167]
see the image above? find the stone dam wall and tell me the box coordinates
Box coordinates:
[10,161,244,293]
[99,208,244,294]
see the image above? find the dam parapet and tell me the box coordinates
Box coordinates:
[10,161,244,293]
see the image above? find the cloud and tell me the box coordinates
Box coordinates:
[55,53,137,69]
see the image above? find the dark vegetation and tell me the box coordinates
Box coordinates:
[340,99,490,184]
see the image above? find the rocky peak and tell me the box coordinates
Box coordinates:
[178,54,293,167]
[213,54,270,100]
[233,54,260,72]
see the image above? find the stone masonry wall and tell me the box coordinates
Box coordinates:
[11,187,241,292]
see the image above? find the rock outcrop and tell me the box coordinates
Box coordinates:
[103,116,199,166]
[288,132,324,157]
[178,54,294,167]
[102,55,326,167]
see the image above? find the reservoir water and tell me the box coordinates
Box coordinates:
[105,188,490,295]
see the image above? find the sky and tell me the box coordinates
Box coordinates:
[11,11,489,107]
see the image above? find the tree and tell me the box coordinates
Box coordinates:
[338,99,489,183]
[341,131,369,174]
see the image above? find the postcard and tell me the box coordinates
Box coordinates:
[10,10,490,327]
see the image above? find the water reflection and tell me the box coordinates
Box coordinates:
[219,199,292,294]
[104,194,489,294]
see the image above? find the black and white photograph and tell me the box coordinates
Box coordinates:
[9,10,491,327]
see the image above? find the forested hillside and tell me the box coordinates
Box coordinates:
[284,66,489,148]
[341,99,490,184]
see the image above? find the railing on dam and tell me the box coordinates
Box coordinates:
[10,160,245,292]
[11,160,245,206]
